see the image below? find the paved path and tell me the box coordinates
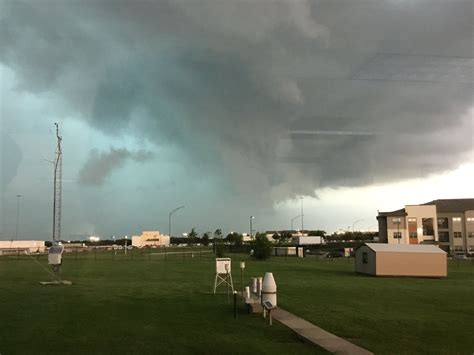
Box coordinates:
[272,308,373,355]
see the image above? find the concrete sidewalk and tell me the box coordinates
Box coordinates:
[272,308,373,355]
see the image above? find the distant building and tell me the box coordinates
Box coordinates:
[377,199,474,255]
[0,240,46,255]
[131,231,170,248]
[355,243,447,277]
[89,236,101,242]
[63,242,87,253]
[292,236,324,245]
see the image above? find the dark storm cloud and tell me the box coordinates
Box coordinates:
[0,0,472,202]
[78,148,154,186]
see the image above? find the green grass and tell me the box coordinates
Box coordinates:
[258,258,474,354]
[1,251,473,354]
[0,251,324,355]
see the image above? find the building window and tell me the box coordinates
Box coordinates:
[452,217,462,223]
[422,218,434,236]
[437,218,448,229]
[468,232,474,238]
[392,217,402,226]
[467,217,474,223]
[408,218,417,238]
[439,232,449,243]
[453,246,464,252]
[393,232,402,239]
[362,252,368,264]
[454,232,462,238]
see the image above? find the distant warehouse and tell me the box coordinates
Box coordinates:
[355,243,447,278]
[0,240,45,255]
[132,231,170,248]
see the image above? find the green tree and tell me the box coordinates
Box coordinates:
[214,228,222,239]
[251,233,273,260]
[271,232,280,244]
[213,237,225,257]
[188,228,198,245]
[279,231,293,244]
[308,230,326,237]
[201,232,210,246]
[226,232,243,247]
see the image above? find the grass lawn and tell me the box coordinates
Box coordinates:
[256,257,474,354]
[1,250,473,354]
[0,251,324,355]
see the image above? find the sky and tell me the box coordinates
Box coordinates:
[0,0,473,240]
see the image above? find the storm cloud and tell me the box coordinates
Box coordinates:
[78,148,154,186]
[1,0,473,203]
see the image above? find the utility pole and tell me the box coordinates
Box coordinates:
[52,123,62,244]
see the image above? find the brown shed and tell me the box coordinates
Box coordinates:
[355,243,447,277]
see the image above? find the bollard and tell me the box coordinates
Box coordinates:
[251,278,257,294]
[257,277,263,297]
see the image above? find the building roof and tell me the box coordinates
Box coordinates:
[364,243,446,254]
[377,208,407,217]
[422,199,474,212]
[377,198,474,217]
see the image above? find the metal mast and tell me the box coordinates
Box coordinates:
[52,123,62,243]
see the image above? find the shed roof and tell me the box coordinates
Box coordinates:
[364,243,446,254]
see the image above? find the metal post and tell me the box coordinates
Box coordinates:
[227,271,230,304]
[233,291,237,319]
[240,268,243,302]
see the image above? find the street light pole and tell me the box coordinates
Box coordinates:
[352,219,364,233]
[300,197,304,233]
[291,215,301,231]
[169,205,185,239]
[15,194,22,240]
[250,216,255,239]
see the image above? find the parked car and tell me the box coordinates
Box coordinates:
[326,252,343,258]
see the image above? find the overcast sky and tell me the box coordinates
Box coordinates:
[1,0,473,240]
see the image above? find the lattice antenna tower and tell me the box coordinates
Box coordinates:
[52,123,62,243]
